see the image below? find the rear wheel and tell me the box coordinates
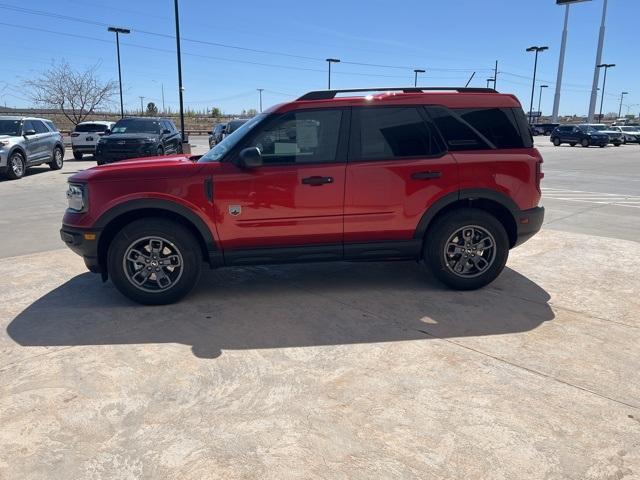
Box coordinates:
[107,219,202,305]
[613,142,621,147]
[424,209,509,290]
[6,151,26,180]
[49,147,64,170]
[552,138,561,146]
[569,142,576,147]
[581,138,590,148]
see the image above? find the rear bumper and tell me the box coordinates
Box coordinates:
[60,225,102,273]
[514,207,544,247]
[72,145,97,153]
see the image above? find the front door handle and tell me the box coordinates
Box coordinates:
[411,171,441,180]
[302,176,334,186]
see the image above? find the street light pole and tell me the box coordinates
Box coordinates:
[526,46,549,124]
[139,96,144,115]
[257,88,264,113]
[326,58,340,89]
[597,63,615,122]
[588,0,609,122]
[618,91,628,118]
[413,69,425,87]
[107,26,130,118]
[537,85,548,123]
[174,0,185,142]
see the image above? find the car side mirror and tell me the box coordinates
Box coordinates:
[235,147,262,169]
[23,129,36,136]
[162,129,171,135]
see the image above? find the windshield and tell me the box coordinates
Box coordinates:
[226,120,247,134]
[621,126,640,132]
[75,123,109,133]
[0,119,22,136]
[199,114,265,163]
[588,125,606,131]
[111,119,160,134]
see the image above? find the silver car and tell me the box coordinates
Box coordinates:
[0,116,65,180]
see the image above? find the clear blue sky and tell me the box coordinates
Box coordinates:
[1,0,637,116]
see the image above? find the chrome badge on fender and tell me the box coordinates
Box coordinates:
[228,205,242,216]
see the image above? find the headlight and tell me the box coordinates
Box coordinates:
[0,140,10,147]
[66,183,87,212]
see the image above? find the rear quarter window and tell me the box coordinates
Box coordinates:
[455,107,532,149]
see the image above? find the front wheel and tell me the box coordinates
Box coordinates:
[107,219,202,305]
[613,142,621,147]
[552,138,561,146]
[581,138,590,148]
[6,151,26,180]
[49,147,64,170]
[156,146,165,156]
[424,209,509,290]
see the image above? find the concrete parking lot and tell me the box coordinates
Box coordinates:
[1,138,639,478]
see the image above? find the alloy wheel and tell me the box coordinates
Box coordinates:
[443,225,497,278]
[10,155,24,177]
[123,236,184,292]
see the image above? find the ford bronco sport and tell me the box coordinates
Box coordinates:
[61,87,544,305]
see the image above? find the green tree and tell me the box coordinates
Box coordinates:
[210,107,222,118]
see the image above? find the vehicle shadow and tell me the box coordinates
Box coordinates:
[7,261,554,359]
[0,166,51,183]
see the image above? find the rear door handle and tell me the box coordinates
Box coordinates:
[411,171,441,180]
[302,176,334,186]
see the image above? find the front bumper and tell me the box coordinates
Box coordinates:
[60,225,102,273]
[514,207,544,247]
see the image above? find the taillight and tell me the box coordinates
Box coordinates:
[536,158,544,193]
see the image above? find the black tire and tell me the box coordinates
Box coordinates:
[581,138,590,148]
[107,218,202,305]
[569,142,576,147]
[157,146,164,156]
[176,142,183,154]
[49,147,64,170]
[96,157,105,166]
[599,144,606,148]
[552,137,561,146]
[424,209,509,291]
[73,151,83,160]
[6,151,26,180]
[613,142,621,147]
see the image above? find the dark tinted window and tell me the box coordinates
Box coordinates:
[352,107,444,161]
[0,119,21,136]
[22,120,36,133]
[426,106,490,151]
[112,119,160,134]
[75,123,109,133]
[227,120,247,134]
[44,120,58,132]
[454,108,528,149]
[32,121,49,134]
[244,109,343,165]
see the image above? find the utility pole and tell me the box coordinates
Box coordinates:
[413,69,425,87]
[161,83,165,113]
[257,88,264,112]
[174,0,186,142]
[493,60,498,89]
[618,92,628,118]
[326,58,340,89]
[107,26,130,118]
[139,96,145,115]
[588,0,609,122]
[526,46,549,124]
[597,63,615,122]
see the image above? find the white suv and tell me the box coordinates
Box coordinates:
[71,121,115,160]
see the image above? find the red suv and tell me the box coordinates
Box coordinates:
[61,87,544,305]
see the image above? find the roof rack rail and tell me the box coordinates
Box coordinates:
[297,87,497,101]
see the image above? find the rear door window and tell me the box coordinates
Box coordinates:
[351,107,444,161]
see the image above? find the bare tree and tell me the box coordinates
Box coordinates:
[23,61,117,125]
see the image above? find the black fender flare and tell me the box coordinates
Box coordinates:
[413,189,519,240]
[94,198,219,256]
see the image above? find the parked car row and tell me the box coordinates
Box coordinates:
[549,123,636,148]
[208,119,248,147]
[0,116,65,180]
